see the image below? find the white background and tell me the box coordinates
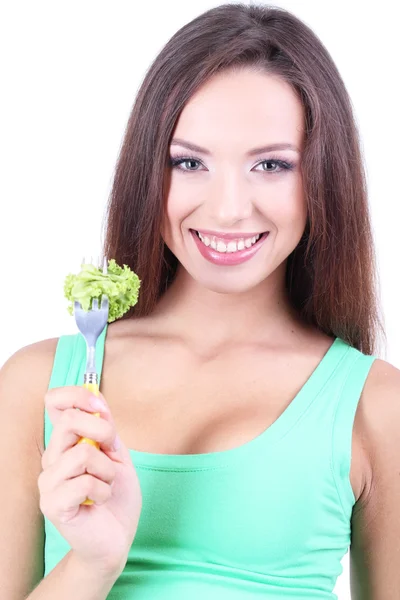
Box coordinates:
[0,1,399,597]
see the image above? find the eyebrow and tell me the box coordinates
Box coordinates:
[170,138,300,156]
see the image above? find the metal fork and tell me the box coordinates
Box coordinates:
[73,254,109,505]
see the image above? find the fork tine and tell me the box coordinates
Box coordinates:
[101,294,108,309]
[92,298,99,310]
[102,255,108,274]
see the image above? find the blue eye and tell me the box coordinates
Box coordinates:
[169,155,295,174]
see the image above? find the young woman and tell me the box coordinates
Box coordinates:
[1,4,398,599]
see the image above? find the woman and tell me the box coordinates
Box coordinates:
[1,3,398,599]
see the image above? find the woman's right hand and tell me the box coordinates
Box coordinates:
[38,386,143,577]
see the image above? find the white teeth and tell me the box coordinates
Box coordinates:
[216,241,227,252]
[196,231,262,253]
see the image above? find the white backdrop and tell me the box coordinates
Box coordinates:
[1,1,399,597]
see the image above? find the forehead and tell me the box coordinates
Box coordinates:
[172,69,305,149]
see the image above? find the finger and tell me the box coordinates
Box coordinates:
[42,408,119,469]
[45,387,113,425]
[39,442,116,494]
[40,474,113,522]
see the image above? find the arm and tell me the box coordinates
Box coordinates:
[350,359,400,599]
[0,340,120,599]
[0,341,54,598]
[27,550,119,599]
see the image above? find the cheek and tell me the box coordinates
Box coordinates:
[281,176,306,225]
[258,180,306,232]
[161,191,191,247]
[282,202,307,236]
[284,189,307,221]
[164,184,199,231]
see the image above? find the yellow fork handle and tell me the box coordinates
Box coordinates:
[77,381,101,506]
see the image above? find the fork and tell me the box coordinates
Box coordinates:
[73,254,109,505]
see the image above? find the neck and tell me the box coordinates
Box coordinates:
[151,263,306,350]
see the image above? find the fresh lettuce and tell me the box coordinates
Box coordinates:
[64,258,141,323]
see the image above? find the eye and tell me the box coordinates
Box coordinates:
[169,155,295,174]
[254,159,295,174]
[169,156,203,172]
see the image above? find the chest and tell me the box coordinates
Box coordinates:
[102,343,302,450]
[99,339,366,502]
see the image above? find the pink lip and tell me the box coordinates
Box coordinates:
[190,229,269,266]
[194,228,266,241]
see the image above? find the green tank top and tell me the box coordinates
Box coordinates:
[43,325,376,598]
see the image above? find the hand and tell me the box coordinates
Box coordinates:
[38,386,142,576]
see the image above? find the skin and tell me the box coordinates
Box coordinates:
[99,62,400,597]
[158,67,310,352]
[3,66,399,599]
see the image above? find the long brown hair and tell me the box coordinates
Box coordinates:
[103,2,385,356]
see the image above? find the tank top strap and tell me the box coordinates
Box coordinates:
[331,349,376,519]
[44,325,108,449]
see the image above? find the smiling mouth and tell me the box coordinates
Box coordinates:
[192,229,268,254]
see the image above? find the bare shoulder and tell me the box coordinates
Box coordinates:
[2,337,59,373]
[3,336,60,368]
[1,337,59,393]
[0,337,59,453]
[0,337,59,597]
[356,357,400,484]
[362,356,400,397]
[350,357,400,598]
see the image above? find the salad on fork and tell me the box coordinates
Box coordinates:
[64,255,140,504]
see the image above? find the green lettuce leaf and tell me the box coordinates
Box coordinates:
[64,258,140,323]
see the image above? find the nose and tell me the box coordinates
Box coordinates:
[205,170,253,227]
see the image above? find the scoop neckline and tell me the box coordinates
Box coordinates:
[96,324,348,470]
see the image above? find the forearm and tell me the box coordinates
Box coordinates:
[27,551,122,600]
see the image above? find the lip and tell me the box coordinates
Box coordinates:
[194,228,266,241]
[190,229,270,266]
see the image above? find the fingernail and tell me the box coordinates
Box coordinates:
[112,435,121,451]
[90,395,107,411]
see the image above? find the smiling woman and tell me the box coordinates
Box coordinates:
[102,7,383,359]
[162,70,306,288]
[3,3,399,600]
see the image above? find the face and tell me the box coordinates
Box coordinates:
[162,68,307,294]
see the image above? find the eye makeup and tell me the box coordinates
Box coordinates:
[169,154,296,175]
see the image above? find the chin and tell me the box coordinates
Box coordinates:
[194,271,267,295]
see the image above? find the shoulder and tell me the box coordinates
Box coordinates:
[0,338,60,595]
[356,358,400,496]
[358,357,400,462]
[363,355,400,392]
[1,337,59,381]
[1,337,59,391]
[0,337,60,453]
[350,357,400,595]
[360,356,400,414]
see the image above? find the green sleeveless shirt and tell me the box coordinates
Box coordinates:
[43,326,376,598]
